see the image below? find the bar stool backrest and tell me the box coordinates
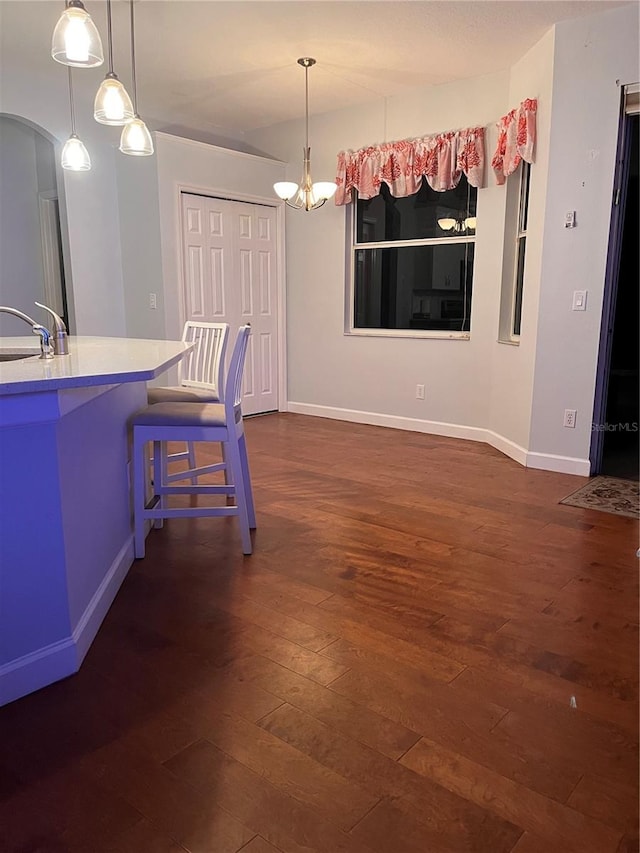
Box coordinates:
[225,325,251,421]
[179,322,229,400]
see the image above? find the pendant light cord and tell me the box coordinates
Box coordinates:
[68,67,76,134]
[129,0,138,114]
[106,0,114,73]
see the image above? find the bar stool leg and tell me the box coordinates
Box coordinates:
[225,436,252,555]
[238,433,256,529]
[153,440,165,529]
[133,429,147,559]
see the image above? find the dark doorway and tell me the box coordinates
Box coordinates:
[592,107,639,480]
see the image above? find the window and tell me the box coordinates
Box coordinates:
[348,177,477,337]
[499,161,531,342]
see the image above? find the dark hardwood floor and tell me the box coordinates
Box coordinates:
[1,413,638,853]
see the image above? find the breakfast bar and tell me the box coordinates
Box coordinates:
[0,336,192,706]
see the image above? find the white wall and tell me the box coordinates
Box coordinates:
[530,2,639,470]
[0,61,127,336]
[249,71,512,435]
[116,153,164,340]
[0,118,44,334]
[488,27,556,457]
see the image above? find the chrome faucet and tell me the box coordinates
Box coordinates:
[0,306,54,359]
[35,302,69,355]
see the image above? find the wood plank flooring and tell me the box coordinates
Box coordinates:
[0,413,637,852]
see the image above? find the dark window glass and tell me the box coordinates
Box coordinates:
[513,235,526,336]
[354,243,474,332]
[356,179,477,243]
[519,162,531,232]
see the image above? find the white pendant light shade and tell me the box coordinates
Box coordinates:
[52,2,104,68]
[119,0,154,157]
[119,116,154,156]
[274,181,300,201]
[94,74,134,125]
[61,134,91,171]
[311,181,337,202]
[438,217,457,232]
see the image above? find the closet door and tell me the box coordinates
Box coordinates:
[181,193,278,415]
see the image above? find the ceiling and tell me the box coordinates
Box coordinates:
[0,0,627,142]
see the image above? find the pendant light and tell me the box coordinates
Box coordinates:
[61,68,91,171]
[52,0,104,68]
[273,58,337,211]
[94,0,134,125]
[119,0,153,156]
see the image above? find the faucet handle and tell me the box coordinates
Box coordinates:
[31,324,55,359]
[35,302,68,355]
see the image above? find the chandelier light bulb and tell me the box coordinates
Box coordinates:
[61,134,91,171]
[94,75,134,125]
[119,116,154,156]
[52,3,104,68]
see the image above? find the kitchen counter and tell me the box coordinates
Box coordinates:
[0,336,192,706]
[0,335,190,395]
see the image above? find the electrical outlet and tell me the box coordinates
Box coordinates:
[563,409,577,428]
[416,384,425,400]
[149,292,157,310]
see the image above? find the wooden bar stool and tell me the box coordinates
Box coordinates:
[132,325,255,556]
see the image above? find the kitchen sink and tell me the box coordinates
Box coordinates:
[0,352,39,362]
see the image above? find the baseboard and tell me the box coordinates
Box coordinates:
[287,402,590,476]
[0,536,135,707]
[0,638,77,707]
[72,535,135,663]
[287,401,487,443]
[485,430,529,467]
[525,451,591,476]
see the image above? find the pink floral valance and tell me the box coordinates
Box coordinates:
[334,126,485,206]
[492,98,537,185]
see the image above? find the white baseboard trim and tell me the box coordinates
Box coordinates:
[287,401,487,443]
[287,402,590,476]
[73,535,135,663]
[0,638,77,707]
[484,429,529,467]
[526,451,591,476]
[0,536,134,707]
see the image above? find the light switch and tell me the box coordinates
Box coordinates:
[565,210,576,228]
[572,290,587,311]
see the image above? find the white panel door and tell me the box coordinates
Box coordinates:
[181,193,278,415]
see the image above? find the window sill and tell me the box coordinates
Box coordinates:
[497,337,520,346]
[346,329,470,341]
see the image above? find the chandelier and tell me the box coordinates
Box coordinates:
[437,215,477,233]
[273,58,337,211]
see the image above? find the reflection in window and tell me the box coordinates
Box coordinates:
[350,178,476,334]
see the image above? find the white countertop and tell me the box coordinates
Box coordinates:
[0,336,192,396]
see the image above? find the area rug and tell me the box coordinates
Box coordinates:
[560,476,639,519]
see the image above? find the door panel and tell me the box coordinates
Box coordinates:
[181,193,278,415]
